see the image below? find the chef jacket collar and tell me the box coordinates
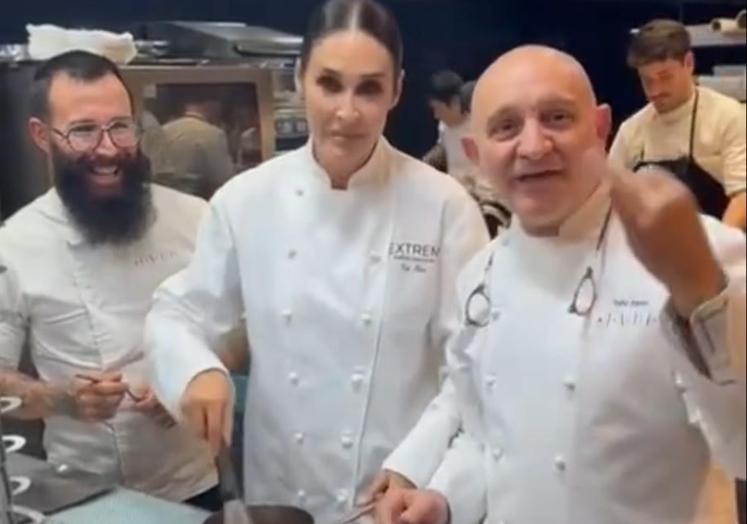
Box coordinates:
[304,136,390,188]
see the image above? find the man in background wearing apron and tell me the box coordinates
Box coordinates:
[610,19,746,231]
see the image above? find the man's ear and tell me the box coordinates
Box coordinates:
[684,51,695,75]
[595,104,613,145]
[29,117,52,154]
[462,135,480,166]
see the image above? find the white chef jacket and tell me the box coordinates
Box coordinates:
[387,184,746,524]
[146,138,489,522]
[609,86,747,197]
[0,185,217,502]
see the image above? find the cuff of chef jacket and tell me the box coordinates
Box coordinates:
[663,282,741,386]
[161,354,234,423]
[382,437,441,489]
[427,436,487,524]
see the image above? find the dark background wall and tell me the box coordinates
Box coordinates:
[1,0,745,155]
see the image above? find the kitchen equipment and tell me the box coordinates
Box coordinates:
[214,441,253,524]
[6,453,116,515]
[1,397,45,523]
[132,22,302,62]
[74,373,146,403]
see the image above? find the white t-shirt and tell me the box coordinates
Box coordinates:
[609,86,746,196]
[439,120,472,176]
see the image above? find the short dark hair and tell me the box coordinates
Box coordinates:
[300,0,404,76]
[627,19,692,68]
[459,80,477,114]
[427,70,464,105]
[30,50,134,119]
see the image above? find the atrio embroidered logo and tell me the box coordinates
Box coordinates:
[389,242,440,274]
[596,298,658,327]
[133,250,178,267]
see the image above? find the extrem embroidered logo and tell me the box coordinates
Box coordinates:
[389,242,440,274]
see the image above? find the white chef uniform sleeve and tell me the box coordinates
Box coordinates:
[0,259,27,369]
[428,430,488,524]
[383,190,487,486]
[145,193,243,419]
[382,379,462,487]
[663,218,746,479]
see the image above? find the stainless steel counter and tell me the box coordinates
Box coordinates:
[8,453,209,524]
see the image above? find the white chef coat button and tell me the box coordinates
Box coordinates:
[295,188,304,197]
[490,308,501,321]
[294,432,305,445]
[563,376,577,393]
[492,447,504,461]
[341,433,354,449]
[370,253,382,265]
[336,490,349,507]
[297,490,307,503]
[282,309,293,323]
[351,373,365,390]
[361,312,373,325]
[674,374,687,394]
[288,249,298,260]
[485,376,497,390]
[288,372,300,386]
[554,455,567,472]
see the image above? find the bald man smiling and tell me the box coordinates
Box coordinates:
[372,45,746,524]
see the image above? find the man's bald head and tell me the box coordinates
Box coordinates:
[465,45,611,236]
[473,45,598,128]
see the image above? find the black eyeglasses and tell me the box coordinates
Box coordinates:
[51,119,141,153]
[567,205,613,317]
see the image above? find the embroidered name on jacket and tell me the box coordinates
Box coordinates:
[133,250,178,267]
[389,242,441,273]
[595,298,660,328]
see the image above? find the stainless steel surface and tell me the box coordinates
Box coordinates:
[7,454,207,524]
[688,24,747,48]
[1,397,43,524]
[133,22,302,61]
[6,453,116,515]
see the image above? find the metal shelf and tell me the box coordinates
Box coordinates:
[688,24,746,48]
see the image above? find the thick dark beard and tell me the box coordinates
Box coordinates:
[52,146,154,246]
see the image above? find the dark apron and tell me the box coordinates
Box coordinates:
[633,89,729,219]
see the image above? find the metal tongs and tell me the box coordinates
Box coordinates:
[215,440,254,524]
[74,373,146,403]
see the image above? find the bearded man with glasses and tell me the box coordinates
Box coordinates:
[0,51,221,510]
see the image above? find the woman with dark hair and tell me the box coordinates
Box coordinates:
[147,0,488,521]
